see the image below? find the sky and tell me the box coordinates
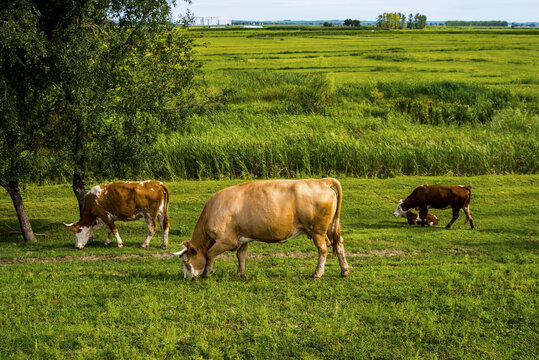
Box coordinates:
[172,0,539,22]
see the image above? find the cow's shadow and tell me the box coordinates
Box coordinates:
[353,220,444,230]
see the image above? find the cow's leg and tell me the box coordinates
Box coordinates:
[334,236,350,277]
[157,213,169,249]
[419,206,428,226]
[141,213,156,249]
[112,227,123,248]
[464,205,474,229]
[312,234,328,279]
[101,219,122,248]
[236,243,249,277]
[204,240,236,278]
[445,207,460,229]
[104,226,112,246]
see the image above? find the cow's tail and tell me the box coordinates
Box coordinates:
[161,183,170,231]
[325,177,343,256]
[464,185,473,224]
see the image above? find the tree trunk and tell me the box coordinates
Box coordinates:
[0,180,38,243]
[72,117,87,215]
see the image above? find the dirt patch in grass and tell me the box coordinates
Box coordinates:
[0,249,410,265]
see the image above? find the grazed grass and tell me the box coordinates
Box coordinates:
[0,176,537,358]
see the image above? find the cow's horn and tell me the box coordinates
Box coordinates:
[63,222,77,227]
[171,244,187,256]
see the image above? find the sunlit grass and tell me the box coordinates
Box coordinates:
[0,175,537,358]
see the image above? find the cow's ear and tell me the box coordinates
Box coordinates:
[189,246,198,256]
[69,226,77,233]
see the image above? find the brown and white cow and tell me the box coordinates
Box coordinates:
[393,185,473,229]
[172,178,350,280]
[405,210,439,226]
[65,181,170,249]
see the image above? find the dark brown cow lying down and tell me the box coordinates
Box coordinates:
[405,210,439,226]
[173,178,350,279]
[394,185,473,229]
[65,181,170,249]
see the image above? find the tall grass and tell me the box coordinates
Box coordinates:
[40,30,539,182]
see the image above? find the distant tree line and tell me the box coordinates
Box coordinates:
[377,13,427,30]
[407,13,427,29]
[344,19,361,27]
[446,21,508,27]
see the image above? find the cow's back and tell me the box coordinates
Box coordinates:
[408,185,471,209]
[96,181,166,219]
[203,179,337,242]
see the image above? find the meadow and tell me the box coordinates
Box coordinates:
[96,27,538,181]
[1,28,538,359]
[1,175,538,359]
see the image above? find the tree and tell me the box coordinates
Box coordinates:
[377,12,406,30]
[344,19,360,27]
[323,22,333,27]
[1,1,53,242]
[1,0,199,241]
[407,13,427,29]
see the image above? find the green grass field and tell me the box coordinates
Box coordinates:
[131,28,537,181]
[1,28,538,359]
[1,175,537,358]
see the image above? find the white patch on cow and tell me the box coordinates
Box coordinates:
[74,226,93,249]
[393,200,406,217]
[159,200,165,215]
[182,258,203,280]
[89,186,102,198]
[114,231,123,247]
[95,218,105,229]
[429,222,434,226]
[105,211,118,221]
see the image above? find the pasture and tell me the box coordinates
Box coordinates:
[1,175,537,358]
[1,28,538,358]
[131,28,538,181]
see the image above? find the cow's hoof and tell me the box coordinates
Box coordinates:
[117,244,123,248]
[160,244,167,249]
[236,272,245,278]
[104,242,111,246]
[140,244,148,249]
[341,269,351,277]
[312,273,323,280]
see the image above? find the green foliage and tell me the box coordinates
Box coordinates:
[343,19,361,27]
[0,1,53,183]
[377,12,407,29]
[407,13,427,29]
[0,176,537,358]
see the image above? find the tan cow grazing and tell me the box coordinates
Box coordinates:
[65,181,170,249]
[405,210,439,226]
[393,185,473,229]
[172,178,350,280]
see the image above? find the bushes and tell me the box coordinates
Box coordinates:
[338,80,519,124]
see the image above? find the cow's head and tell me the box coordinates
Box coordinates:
[393,199,408,217]
[172,241,206,280]
[64,222,95,249]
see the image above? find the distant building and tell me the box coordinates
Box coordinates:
[191,17,231,26]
